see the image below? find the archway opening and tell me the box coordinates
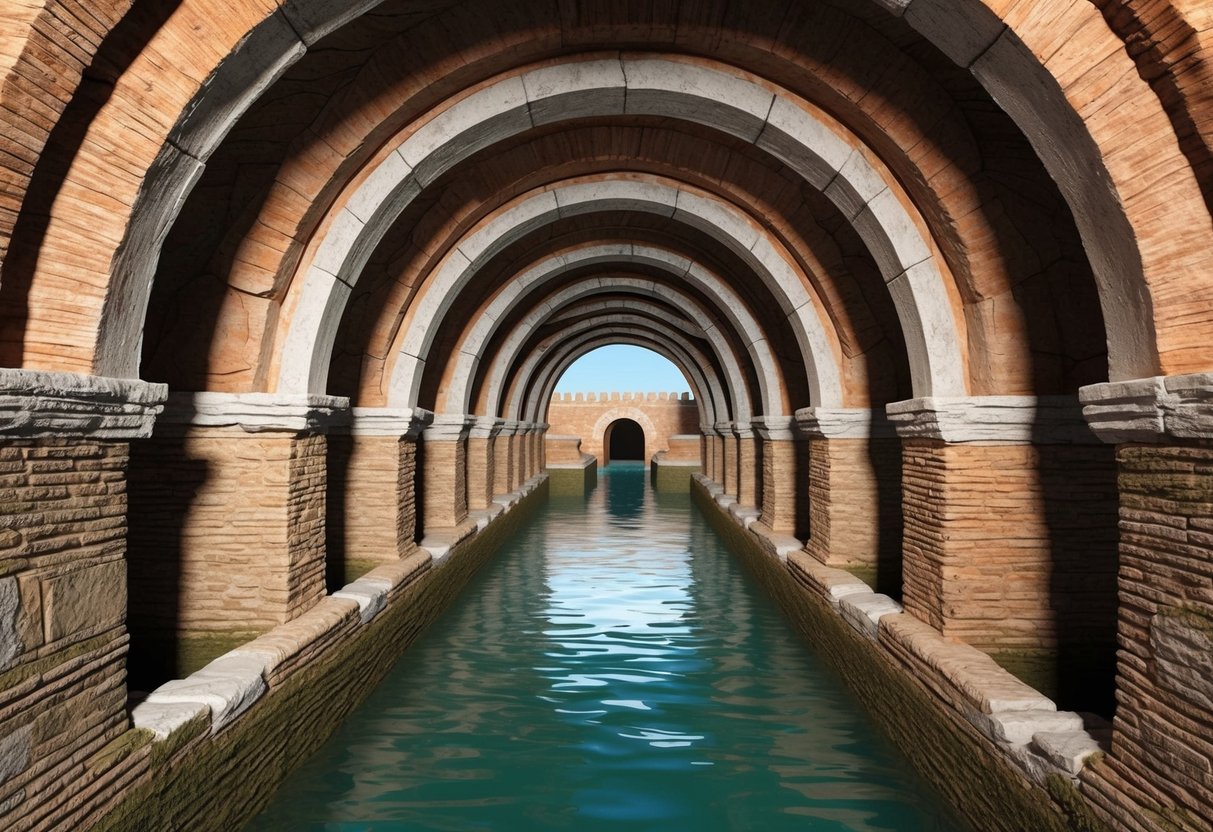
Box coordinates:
[605,419,645,464]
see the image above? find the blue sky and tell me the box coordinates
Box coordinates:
[554,345,691,395]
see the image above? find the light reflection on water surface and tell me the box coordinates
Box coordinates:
[247,463,968,831]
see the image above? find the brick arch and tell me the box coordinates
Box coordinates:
[590,408,660,466]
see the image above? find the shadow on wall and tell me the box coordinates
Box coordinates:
[126,436,207,694]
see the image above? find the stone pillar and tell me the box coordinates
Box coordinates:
[535,422,549,474]
[887,397,1117,657]
[734,421,760,509]
[753,415,807,538]
[327,408,432,583]
[493,420,520,498]
[1079,374,1213,823]
[717,421,739,497]
[466,416,503,511]
[699,423,717,481]
[130,393,348,638]
[795,408,901,592]
[420,414,473,532]
[0,370,165,823]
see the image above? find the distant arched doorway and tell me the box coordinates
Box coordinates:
[605,419,645,464]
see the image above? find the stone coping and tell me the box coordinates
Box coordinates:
[546,453,596,470]
[651,452,702,467]
[692,473,1109,785]
[158,392,349,433]
[135,474,549,741]
[0,369,167,439]
[885,396,1098,444]
[1080,372,1213,443]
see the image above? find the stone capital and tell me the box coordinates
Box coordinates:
[0,369,168,439]
[752,415,797,441]
[731,420,755,440]
[344,407,433,438]
[422,413,474,442]
[885,396,1096,444]
[699,423,718,437]
[794,407,896,440]
[714,421,735,436]
[468,416,505,440]
[157,392,349,434]
[1081,373,1213,443]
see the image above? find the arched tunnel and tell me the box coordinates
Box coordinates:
[1,1,1212,829]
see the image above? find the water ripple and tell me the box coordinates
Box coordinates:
[248,463,969,832]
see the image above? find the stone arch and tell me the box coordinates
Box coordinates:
[591,408,659,466]
[439,244,790,415]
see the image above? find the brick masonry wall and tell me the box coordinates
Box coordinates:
[0,438,133,829]
[128,430,327,637]
[420,439,467,530]
[546,393,699,463]
[665,435,700,462]
[327,436,398,573]
[1082,443,1213,827]
[805,438,902,596]
[900,439,1118,653]
[760,438,808,537]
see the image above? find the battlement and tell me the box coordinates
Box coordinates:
[550,391,694,402]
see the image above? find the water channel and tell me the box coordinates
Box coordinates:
[247,463,968,831]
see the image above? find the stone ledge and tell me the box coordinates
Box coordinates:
[693,474,1108,789]
[158,392,349,433]
[887,400,1096,446]
[1080,373,1213,443]
[0,369,167,439]
[144,654,268,734]
[886,396,1097,444]
[794,408,896,440]
[343,407,433,438]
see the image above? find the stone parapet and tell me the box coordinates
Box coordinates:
[0,369,167,439]
[886,396,1097,444]
[1080,372,1213,443]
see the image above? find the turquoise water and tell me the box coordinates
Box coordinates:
[247,463,967,831]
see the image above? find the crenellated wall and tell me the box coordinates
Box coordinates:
[546,392,699,464]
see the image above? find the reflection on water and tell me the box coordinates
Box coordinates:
[247,462,967,831]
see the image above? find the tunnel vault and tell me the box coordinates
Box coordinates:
[1,1,1213,829]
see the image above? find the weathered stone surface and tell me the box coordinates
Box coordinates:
[0,726,31,787]
[130,700,210,742]
[0,579,19,671]
[0,370,166,439]
[840,592,904,641]
[146,654,269,734]
[1032,730,1106,775]
[42,561,126,643]
[332,578,390,624]
[970,708,1085,746]
[787,552,871,606]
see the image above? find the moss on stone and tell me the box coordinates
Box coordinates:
[176,631,263,678]
[93,481,548,832]
[691,482,1112,832]
[548,464,596,496]
[840,564,878,588]
[340,558,382,585]
[87,729,153,774]
[649,461,699,492]
[991,648,1059,700]
[0,633,115,694]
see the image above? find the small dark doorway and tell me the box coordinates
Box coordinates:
[606,418,645,464]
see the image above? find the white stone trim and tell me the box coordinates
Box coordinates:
[343,407,433,437]
[422,413,474,442]
[885,396,1096,444]
[157,392,348,433]
[0,369,167,439]
[467,415,504,440]
[1080,373,1213,443]
[752,415,796,442]
[794,407,898,440]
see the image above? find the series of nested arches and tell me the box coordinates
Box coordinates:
[3,1,1213,829]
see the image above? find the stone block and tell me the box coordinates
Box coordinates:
[131,700,210,742]
[970,708,1084,745]
[1031,730,1106,775]
[840,592,904,641]
[146,654,268,734]
[41,560,125,643]
[0,578,19,670]
[332,578,390,624]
